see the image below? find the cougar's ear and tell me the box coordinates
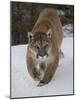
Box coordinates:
[28,32,33,42]
[46,29,52,38]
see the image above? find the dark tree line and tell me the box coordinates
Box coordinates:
[11,1,74,45]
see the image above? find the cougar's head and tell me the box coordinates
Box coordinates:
[28,29,52,62]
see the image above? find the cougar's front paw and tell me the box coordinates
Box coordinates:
[37,81,44,87]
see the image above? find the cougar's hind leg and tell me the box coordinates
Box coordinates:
[59,49,64,58]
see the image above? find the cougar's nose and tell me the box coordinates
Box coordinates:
[39,51,48,58]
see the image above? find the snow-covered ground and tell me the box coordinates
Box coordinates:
[11,24,73,98]
[11,37,73,98]
[63,24,73,37]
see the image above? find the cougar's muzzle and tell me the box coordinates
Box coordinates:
[36,48,48,58]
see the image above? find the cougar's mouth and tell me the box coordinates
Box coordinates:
[37,55,48,64]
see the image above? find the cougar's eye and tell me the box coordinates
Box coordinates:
[34,45,39,49]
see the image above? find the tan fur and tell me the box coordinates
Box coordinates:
[26,8,63,86]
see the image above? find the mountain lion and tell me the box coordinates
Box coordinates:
[26,8,63,86]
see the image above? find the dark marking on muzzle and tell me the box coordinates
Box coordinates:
[36,48,48,58]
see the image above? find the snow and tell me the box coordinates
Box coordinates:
[63,24,73,37]
[11,24,74,98]
[11,36,73,98]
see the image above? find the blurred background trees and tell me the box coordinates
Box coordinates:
[11,2,74,45]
